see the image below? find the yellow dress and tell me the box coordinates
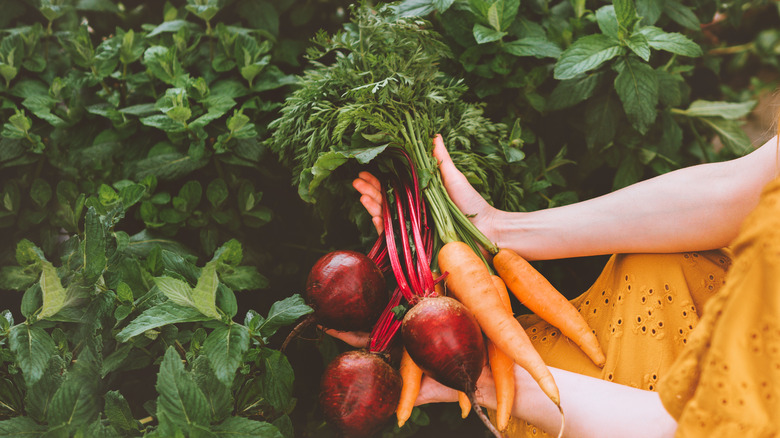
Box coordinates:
[497,177,780,437]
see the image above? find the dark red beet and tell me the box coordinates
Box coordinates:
[306,250,387,331]
[319,350,402,438]
[401,296,485,391]
[402,296,502,438]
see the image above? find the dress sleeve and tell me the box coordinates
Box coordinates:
[658,177,780,437]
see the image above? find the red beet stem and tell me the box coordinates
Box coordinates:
[368,287,404,354]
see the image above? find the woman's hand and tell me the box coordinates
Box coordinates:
[352,134,503,242]
[431,134,502,245]
[352,171,385,235]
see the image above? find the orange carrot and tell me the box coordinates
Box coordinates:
[488,275,516,432]
[493,248,606,367]
[437,241,560,406]
[396,347,423,428]
[457,391,471,418]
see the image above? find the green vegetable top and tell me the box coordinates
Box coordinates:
[268,2,525,247]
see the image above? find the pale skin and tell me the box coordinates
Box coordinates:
[339,133,780,437]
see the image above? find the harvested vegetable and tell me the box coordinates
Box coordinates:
[269,2,588,433]
[494,248,606,367]
[319,349,402,438]
[438,241,560,405]
[396,348,424,428]
[281,247,388,351]
[488,275,517,432]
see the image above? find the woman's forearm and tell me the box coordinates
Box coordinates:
[475,365,677,438]
[495,137,779,260]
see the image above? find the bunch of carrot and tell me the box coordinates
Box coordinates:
[353,146,606,437]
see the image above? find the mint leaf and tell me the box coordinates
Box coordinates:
[626,33,650,61]
[192,263,221,320]
[502,37,561,59]
[259,348,295,412]
[38,261,66,320]
[257,294,313,339]
[153,276,195,308]
[104,391,140,433]
[156,347,210,434]
[662,0,699,30]
[201,324,250,386]
[116,301,210,342]
[677,100,756,119]
[473,23,506,44]
[553,34,623,80]
[212,417,283,438]
[83,207,107,284]
[614,57,658,134]
[639,27,702,57]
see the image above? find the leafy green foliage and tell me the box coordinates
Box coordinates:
[397,0,766,198]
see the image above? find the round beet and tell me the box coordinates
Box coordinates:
[306,250,387,331]
[319,350,402,438]
[402,296,485,391]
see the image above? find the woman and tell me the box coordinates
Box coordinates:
[336,133,780,437]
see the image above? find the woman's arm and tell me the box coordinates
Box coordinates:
[435,135,780,260]
[459,365,677,438]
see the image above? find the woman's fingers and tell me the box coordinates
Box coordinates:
[414,375,459,406]
[320,326,370,348]
[353,172,385,235]
[432,134,492,220]
[358,171,382,192]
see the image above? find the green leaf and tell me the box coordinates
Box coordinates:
[613,57,658,134]
[212,417,283,438]
[636,0,664,25]
[553,34,623,80]
[154,276,195,308]
[116,301,210,342]
[207,179,228,208]
[638,27,702,57]
[104,391,140,433]
[698,118,753,155]
[585,93,621,148]
[614,151,643,189]
[0,416,46,435]
[473,24,506,44]
[257,294,313,339]
[38,261,66,319]
[614,0,639,31]
[192,263,221,320]
[202,324,250,386]
[626,33,650,61]
[299,146,388,203]
[156,347,211,434]
[663,0,699,30]
[146,20,198,38]
[595,5,619,38]
[502,37,561,59]
[0,266,37,291]
[140,115,188,133]
[677,100,756,119]
[219,266,268,291]
[29,179,51,208]
[25,356,65,422]
[83,207,107,283]
[546,72,603,111]
[8,324,57,385]
[143,46,186,86]
[259,348,295,412]
[191,357,232,423]
[395,0,437,17]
